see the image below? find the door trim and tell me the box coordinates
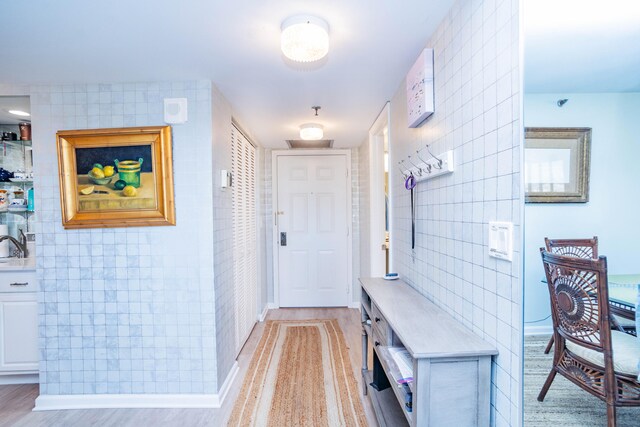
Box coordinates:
[271,149,353,308]
[368,102,391,277]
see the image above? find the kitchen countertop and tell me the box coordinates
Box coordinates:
[0,257,36,271]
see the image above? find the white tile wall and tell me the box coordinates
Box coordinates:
[358,138,371,278]
[388,0,522,425]
[350,148,361,302]
[263,149,274,303]
[210,85,236,388]
[209,85,268,387]
[8,80,220,395]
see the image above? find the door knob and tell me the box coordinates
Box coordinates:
[374,341,380,347]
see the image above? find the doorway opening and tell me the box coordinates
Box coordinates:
[368,102,391,277]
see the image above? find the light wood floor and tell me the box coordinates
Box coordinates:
[0,308,377,427]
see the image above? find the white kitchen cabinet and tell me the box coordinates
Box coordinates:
[0,270,38,384]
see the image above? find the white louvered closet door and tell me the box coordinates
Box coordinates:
[231,124,258,356]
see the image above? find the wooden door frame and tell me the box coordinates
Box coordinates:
[271,149,353,308]
[368,102,391,277]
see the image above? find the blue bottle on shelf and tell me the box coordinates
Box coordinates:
[27,187,34,212]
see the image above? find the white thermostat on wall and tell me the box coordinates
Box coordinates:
[220,170,232,188]
[164,98,188,124]
[406,48,434,128]
[488,221,513,262]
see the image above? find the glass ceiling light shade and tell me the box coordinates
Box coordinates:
[281,15,329,62]
[299,123,324,140]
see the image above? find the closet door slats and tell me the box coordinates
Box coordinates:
[231,125,257,356]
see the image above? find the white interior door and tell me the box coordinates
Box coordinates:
[277,154,349,307]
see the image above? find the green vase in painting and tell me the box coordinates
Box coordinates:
[114,158,143,188]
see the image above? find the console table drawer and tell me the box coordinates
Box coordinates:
[372,302,389,344]
[371,325,385,350]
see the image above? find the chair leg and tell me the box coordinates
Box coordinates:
[537,369,557,402]
[606,403,616,427]
[544,336,554,354]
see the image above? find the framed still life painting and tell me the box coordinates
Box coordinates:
[524,127,591,203]
[56,126,176,229]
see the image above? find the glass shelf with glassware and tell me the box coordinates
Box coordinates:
[0,134,34,239]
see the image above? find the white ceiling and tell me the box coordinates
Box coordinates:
[524,0,640,93]
[0,0,455,148]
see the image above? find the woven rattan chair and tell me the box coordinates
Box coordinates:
[545,236,599,259]
[538,250,640,427]
[542,237,599,353]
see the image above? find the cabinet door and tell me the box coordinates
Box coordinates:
[0,294,38,372]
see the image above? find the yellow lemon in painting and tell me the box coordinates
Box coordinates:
[79,185,94,195]
[122,185,137,197]
[90,167,105,178]
[103,166,115,177]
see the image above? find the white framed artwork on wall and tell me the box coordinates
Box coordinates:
[406,48,434,128]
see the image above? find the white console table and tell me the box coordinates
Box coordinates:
[360,277,498,427]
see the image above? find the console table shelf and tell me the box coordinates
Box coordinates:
[360,277,498,427]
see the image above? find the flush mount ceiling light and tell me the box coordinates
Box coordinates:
[281,15,329,62]
[299,123,324,140]
[8,110,30,117]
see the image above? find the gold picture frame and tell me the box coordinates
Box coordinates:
[57,126,176,229]
[524,127,591,203]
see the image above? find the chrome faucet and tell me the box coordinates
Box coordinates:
[0,229,28,258]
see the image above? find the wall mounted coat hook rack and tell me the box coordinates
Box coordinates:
[400,147,454,183]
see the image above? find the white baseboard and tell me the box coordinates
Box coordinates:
[266,303,278,310]
[525,325,553,336]
[34,393,221,411]
[0,373,38,385]
[34,362,241,411]
[348,301,361,310]
[258,306,269,322]
[217,361,238,405]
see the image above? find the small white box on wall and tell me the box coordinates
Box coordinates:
[164,98,188,124]
[406,48,435,128]
[220,170,232,188]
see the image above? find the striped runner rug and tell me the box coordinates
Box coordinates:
[228,319,368,427]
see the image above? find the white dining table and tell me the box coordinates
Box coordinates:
[608,274,640,305]
[607,274,639,339]
[608,274,640,381]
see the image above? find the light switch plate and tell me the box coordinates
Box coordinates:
[488,221,513,262]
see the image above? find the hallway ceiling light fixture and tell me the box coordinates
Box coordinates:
[299,123,324,140]
[281,15,329,62]
[8,110,30,117]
